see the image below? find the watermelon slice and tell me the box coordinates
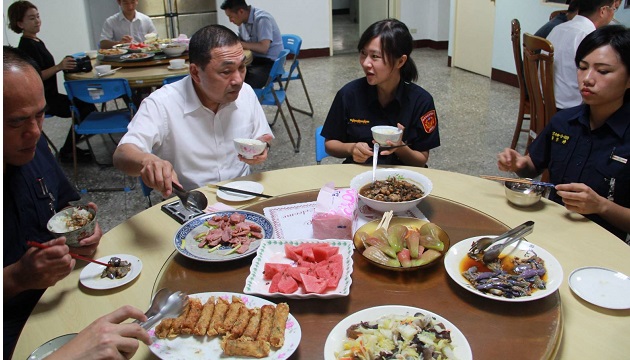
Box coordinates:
[284,244,301,261]
[264,263,290,280]
[269,272,282,293]
[300,273,328,294]
[313,245,339,262]
[277,273,299,294]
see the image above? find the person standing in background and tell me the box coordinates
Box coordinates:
[534,0,579,39]
[547,0,617,110]
[220,0,283,88]
[100,0,156,49]
[7,0,96,163]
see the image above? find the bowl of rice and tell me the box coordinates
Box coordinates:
[47,206,97,247]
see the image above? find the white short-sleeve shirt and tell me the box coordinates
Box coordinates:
[100,11,157,44]
[118,76,273,189]
[547,15,596,109]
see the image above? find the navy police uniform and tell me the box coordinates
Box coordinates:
[528,103,630,240]
[321,78,440,165]
[3,137,80,358]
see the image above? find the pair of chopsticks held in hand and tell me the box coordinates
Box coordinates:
[27,241,111,267]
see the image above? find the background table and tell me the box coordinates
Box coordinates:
[13,165,630,359]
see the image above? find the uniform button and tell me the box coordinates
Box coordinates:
[577,162,582,166]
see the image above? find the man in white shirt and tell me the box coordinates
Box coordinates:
[547,0,616,109]
[113,25,273,197]
[99,0,156,49]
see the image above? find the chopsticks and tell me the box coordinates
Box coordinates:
[207,184,273,199]
[26,241,111,267]
[480,175,555,187]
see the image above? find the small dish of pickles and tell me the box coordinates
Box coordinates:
[353,214,450,271]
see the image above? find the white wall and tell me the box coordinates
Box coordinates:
[400,0,450,41]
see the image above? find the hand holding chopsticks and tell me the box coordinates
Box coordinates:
[27,241,111,267]
[480,175,555,188]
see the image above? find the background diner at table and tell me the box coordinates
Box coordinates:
[99,0,156,50]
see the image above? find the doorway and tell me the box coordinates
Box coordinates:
[452,0,496,77]
[332,0,359,54]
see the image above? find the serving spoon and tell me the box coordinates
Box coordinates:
[135,290,188,330]
[372,143,380,183]
[482,221,534,263]
[469,220,534,256]
[172,183,208,211]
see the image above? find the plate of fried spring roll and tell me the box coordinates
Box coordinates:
[148,292,301,359]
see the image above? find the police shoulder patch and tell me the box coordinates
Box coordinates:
[420,110,437,133]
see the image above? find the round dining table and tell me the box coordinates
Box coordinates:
[13,164,630,359]
[65,50,253,89]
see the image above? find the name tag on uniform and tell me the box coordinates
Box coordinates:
[611,154,628,164]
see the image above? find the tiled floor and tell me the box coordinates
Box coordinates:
[44,42,524,233]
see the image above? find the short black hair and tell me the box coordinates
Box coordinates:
[577,0,614,16]
[357,18,418,83]
[575,25,630,102]
[7,0,37,34]
[3,45,40,74]
[220,0,248,11]
[188,25,240,70]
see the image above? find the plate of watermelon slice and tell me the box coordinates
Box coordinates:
[243,239,354,299]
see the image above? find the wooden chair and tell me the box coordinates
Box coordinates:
[510,19,531,150]
[522,33,556,148]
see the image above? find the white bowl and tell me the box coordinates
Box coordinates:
[371,125,402,146]
[349,168,432,213]
[47,206,97,247]
[95,65,111,75]
[168,58,186,69]
[234,138,267,159]
[85,50,98,59]
[162,43,187,57]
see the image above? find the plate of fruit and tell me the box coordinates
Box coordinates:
[243,239,354,299]
[353,211,450,271]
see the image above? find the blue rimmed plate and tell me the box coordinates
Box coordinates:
[173,211,273,262]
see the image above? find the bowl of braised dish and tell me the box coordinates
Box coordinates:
[353,214,450,271]
[349,168,432,213]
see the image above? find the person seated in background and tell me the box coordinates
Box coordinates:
[220,0,283,88]
[3,46,105,358]
[547,0,617,110]
[497,25,630,242]
[113,25,273,198]
[534,0,579,39]
[7,0,96,163]
[43,306,151,360]
[321,19,440,168]
[99,0,156,49]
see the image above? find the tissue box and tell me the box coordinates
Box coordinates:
[312,183,358,240]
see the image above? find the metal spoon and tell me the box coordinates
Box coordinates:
[482,222,534,263]
[132,288,173,327]
[372,142,380,183]
[172,183,208,211]
[469,221,535,256]
[137,290,188,330]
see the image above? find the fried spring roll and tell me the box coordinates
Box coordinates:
[269,303,290,348]
[255,304,275,342]
[181,298,203,335]
[168,300,191,338]
[230,306,253,338]
[218,296,244,335]
[221,338,271,358]
[241,307,261,340]
[193,296,215,336]
[155,318,174,339]
[208,297,229,336]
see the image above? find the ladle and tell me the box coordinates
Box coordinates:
[172,182,208,211]
[136,290,188,330]
[372,143,380,183]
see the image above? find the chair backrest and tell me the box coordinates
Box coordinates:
[257,49,290,98]
[163,75,187,85]
[549,10,567,21]
[511,19,528,103]
[315,125,329,164]
[282,34,302,76]
[522,33,556,141]
[64,78,136,113]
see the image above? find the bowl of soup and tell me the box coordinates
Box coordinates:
[349,169,432,213]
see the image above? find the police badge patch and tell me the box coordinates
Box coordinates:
[421,110,437,133]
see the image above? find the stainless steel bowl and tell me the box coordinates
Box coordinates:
[504,181,545,207]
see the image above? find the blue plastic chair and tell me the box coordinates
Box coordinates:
[315,125,329,164]
[42,113,59,157]
[163,75,187,85]
[280,34,313,117]
[254,49,301,153]
[138,177,153,207]
[64,78,137,188]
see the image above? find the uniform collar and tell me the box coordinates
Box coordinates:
[365,78,406,108]
[577,103,630,138]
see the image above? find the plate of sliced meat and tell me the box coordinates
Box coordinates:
[173,211,274,262]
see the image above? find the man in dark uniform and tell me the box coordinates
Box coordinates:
[3,46,103,358]
[323,79,440,166]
